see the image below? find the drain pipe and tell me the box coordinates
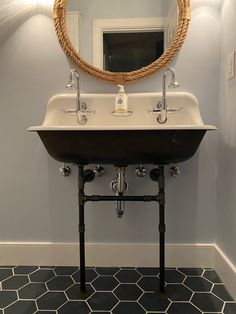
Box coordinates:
[116,167,127,194]
[110,167,128,218]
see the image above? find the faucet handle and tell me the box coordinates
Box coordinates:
[60,108,77,115]
[166,106,183,113]
[157,101,163,110]
[80,102,87,111]
[80,102,96,115]
[81,109,96,115]
[148,105,183,114]
[147,101,164,114]
[77,108,95,125]
[61,107,96,116]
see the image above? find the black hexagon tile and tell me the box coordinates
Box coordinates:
[0,291,17,309]
[88,292,118,311]
[18,282,47,299]
[0,269,13,281]
[37,291,67,311]
[212,284,235,301]
[2,275,29,290]
[72,268,98,283]
[14,266,38,275]
[191,292,224,312]
[95,267,120,276]
[137,276,160,292]
[90,312,110,314]
[46,275,74,290]
[115,269,141,283]
[35,312,57,314]
[112,301,145,314]
[178,268,204,276]
[163,269,185,283]
[184,276,213,292]
[224,302,236,314]
[203,270,222,283]
[66,283,95,300]
[166,283,192,301]
[139,292,170,312]
[136,267,159,276]
[168,302,201,314]
[57,301,90,314]
[29,269,55,283]
[92,276,119,291]
[114,283,143,301]
[54,266,78,275]
[4,300,37,314]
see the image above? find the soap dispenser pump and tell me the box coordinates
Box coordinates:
[115,85,128,113]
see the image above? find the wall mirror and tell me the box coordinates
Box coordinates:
[53,0,191,84]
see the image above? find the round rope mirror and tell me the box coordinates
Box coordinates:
[53,0,191,85]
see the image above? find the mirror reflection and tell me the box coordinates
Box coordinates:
[66,0,178,72]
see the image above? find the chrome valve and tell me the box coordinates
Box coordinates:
[94,165,105,177]
[135,165,147,177]
[110,178,128,194]
[59,164,71,177]
[169,165,180,177]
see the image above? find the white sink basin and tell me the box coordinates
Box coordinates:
[28,92,216,165]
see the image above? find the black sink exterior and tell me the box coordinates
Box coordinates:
[37,129,206,165]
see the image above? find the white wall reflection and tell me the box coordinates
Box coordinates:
[0,0,54,47]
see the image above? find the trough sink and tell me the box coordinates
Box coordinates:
[28,93,216,165]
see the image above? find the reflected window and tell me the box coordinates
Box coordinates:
[103,31,164,72]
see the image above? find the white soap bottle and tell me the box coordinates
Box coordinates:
[115,85,128,113]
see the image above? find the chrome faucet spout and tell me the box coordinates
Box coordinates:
[161,67,180,110]
[67,68,81,113]
[156,67,180,124]
[64,68,95,124]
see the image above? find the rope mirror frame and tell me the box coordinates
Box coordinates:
[53,0,191,85]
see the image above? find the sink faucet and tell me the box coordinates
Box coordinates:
[156,67,180,124]
[65,68,95,124]
[66,68,81,113]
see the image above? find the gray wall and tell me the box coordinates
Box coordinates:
[217,0,236,265]
[0,1,226,251]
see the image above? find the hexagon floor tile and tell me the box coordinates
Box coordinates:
[0,266,235,313]
[114,283,143,301]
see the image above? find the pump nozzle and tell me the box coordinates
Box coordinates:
[118,85,125,93]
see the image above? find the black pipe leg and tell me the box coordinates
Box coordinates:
[78,165,86,293]
[158,166,166,293]
[76,164,166,296]
[159,204,165,292]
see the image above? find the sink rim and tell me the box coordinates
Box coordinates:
[28,125,217,131]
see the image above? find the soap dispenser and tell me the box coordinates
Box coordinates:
[115,85,128,113]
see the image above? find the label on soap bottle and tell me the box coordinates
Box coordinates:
[115,95,127,112]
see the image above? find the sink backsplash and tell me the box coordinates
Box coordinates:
[42,92,205,127]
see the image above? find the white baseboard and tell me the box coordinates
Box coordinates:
[0,242,215,267]
[214,244,236,300]
[0,242,235,299]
